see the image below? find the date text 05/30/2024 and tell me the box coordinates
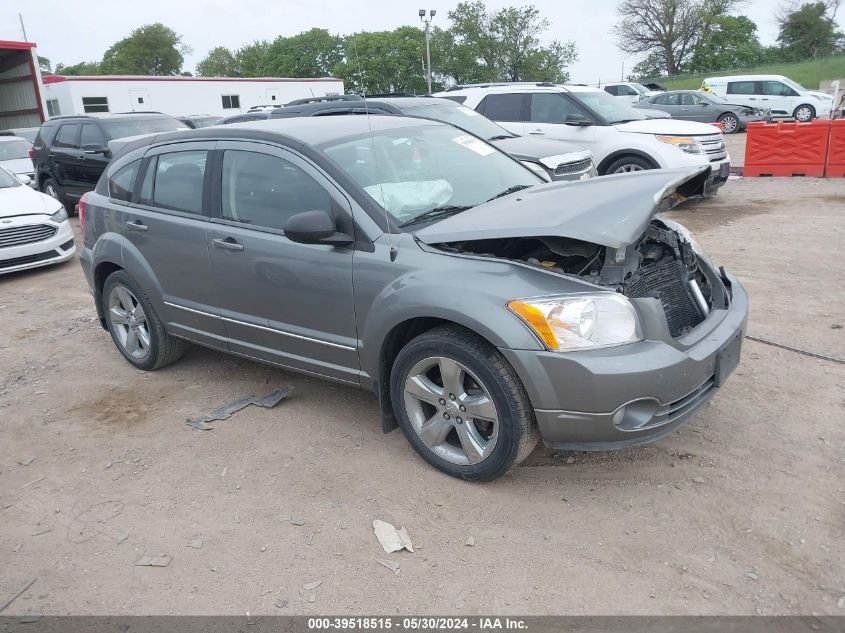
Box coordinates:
[307,617,528,630]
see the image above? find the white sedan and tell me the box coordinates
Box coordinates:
[0,166,76,275]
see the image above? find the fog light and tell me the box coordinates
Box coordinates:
[612,407,627,427]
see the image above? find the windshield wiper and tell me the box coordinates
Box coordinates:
[399,205,473,228]
[486,184,531,202]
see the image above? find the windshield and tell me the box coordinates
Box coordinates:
[630,83,651,95]
[570,90,646,124]
[0,167,21,188]
[320,124,540,226]
[191,116,223,128]
[782,77,806,92]
[0,139,32,160]
[100,117,189,140]
[403,103,513,140]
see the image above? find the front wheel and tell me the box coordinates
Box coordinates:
[42,178,74,214]
[718,113,740,134]
[793,104,815,122]
[390,325,539,481]
[604,155,655,174]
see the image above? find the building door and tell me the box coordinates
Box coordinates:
[129,89,152,112]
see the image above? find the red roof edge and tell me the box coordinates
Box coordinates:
[0,40,37,50]
[41,75,341,84]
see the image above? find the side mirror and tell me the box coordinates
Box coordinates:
[284,209,354,246]
[83,144,107,155]
[564,114,592,127]
[16,173,31,186]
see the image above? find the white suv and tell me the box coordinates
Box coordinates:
[603,82,663,104]
[435,83,730,195]
[701,75,833,122]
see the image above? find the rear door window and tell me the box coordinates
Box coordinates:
[108,159,141,202]
[54,124,80,149]
[220,150,332,232]
[604,86,619,96]
[477,94,525,121]
[727,81,758,95]
[681,93,704,106]
[149,151,208,214]
[80,123,105,149]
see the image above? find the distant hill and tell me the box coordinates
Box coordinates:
[647,55,845,91]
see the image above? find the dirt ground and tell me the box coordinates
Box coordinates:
[1,178,843,617]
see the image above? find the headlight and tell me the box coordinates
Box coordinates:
[520,160,551,182]
[655,135,703,154]
[49,207,68,223]
[507,294,642,351]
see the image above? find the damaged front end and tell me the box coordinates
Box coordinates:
[417,167,722,340]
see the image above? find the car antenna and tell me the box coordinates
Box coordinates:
[350,39,397,262]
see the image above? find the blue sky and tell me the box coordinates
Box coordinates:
[2,0,842,84]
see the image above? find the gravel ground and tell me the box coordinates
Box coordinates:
[724,132,746,168]
[0,178,843,616]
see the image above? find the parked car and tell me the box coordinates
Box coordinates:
[701,75,833,122]
[78,116,747,481]
[219,111,273,125]
[0,136,35,185]
[0,165,75,274]
[436,83,730,195]
[272,95,595,181]
[178,115,223,129]
[0,127,39,143]
[602,82,663,104]
[637,108,672,119]
[634,90,771,133]
[30,113,189,213]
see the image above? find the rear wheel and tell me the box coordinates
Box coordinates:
[390,325,538,481]
[42,178,75,215]
[793,104,815,122]
[718,113,740,134]
[605,155,655,174]
[102,270,185,371]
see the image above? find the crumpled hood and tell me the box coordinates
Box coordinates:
[0,184,63,218]
[415,166,709,250]
[615,118,722,135]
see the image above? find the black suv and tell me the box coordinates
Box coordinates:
[267,95,596,182]
[31,113,188,212]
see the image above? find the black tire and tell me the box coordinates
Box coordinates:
[718,112,741,134]
[41,178,75,215]
[793,104,815,122]
[604,155,655,175]
[390,325,539,481]
[102,270,185,371]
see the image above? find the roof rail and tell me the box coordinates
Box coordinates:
[365,92,421,98]
[285,94,364,106]
[445,81,557,91]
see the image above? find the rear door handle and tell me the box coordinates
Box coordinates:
[213,237,244,252]
[528,129,545,135]
[125,220,148,232]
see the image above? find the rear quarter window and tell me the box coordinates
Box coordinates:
[108,159,142,202]
[477,94,525,121]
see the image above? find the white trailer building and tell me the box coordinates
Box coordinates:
[41,75,344,118]
[0,40,47,129]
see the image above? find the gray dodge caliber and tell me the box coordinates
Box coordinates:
[78,116,748,481]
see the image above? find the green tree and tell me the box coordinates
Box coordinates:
[777,1,844,60]
[100,23,190,75]
[233,41,271,77]
[54,61,102,75]
[334,27,430,94]
[687,15,764,72]
[37,56,51,74]
[264,29,344,77]
[196,46,238,77]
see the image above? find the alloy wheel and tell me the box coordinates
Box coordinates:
[721,115,738,133]
[795,106,813,122]
[613,163,645,173]
[402,356,499,466]
[107,285,151,360]
[45,184,60,201]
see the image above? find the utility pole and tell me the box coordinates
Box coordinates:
[19,14,28,42]
[419,9,436,94]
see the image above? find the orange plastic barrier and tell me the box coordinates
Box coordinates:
[744,120,830,177]
[825,119,845,177]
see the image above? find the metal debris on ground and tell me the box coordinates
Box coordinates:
[376,558,401,575]
[373,519,414,554]
[290,516,305,526]
[0,578,37,614]
[274,599,289,609]
[18,475,46,490]
[302,581,321,591]
[134,555,173,567]
[465,536,475,547]
[17,457,35,466]
[187,537,203,549]
[185,387,293,430]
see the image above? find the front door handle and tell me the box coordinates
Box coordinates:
[528,129,545,135]
[125,220,148,232]
[213,237,244,252]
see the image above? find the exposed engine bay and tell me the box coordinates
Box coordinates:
[435,219,717,337]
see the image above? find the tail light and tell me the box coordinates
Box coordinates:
[78,192,89,234]
[28,148,34,159]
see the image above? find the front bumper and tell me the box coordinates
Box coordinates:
[500,272,748,450]
[0,219,76,274]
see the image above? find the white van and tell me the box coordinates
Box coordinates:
[701,75,833,122]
